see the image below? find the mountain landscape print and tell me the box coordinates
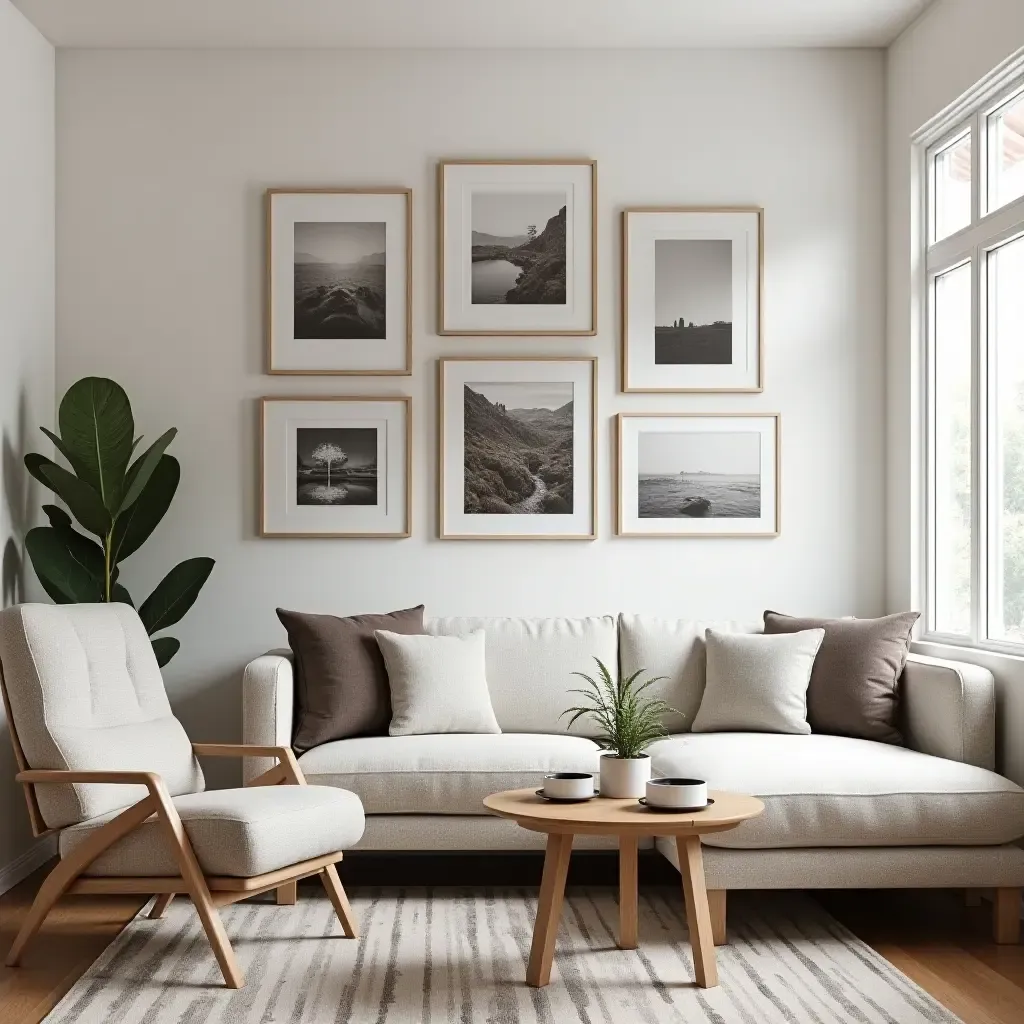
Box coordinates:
[294,221,386,340]
[470,192,567,305]
[463,382,574,514]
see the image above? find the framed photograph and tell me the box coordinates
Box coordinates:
[438,160,596,335]
[616,413,779,537]
[439,357,596,539]
[260,396,410,537]
[622,207,763,392]
[266,189,411,374]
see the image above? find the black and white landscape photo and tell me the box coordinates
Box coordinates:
[294,221,386,340]
[470,192,567,305]
[296,427,378,506]
[654,239,732,364]
[463,381,574,514]
[638,431,760,519]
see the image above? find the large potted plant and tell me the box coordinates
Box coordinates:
[22,377,214,666]
[561,658,674,798]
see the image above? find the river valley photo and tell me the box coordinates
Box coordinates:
[463,381,574,514]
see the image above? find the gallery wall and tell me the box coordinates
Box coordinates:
[56,48,885,784]
[0,0,55,885]
[887,0,1024,784]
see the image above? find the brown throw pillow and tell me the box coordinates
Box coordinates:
[762,610,920,744]
[277,605,425,751]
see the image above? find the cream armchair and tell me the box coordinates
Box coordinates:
[0,603,366,989]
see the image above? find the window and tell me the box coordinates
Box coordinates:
[924,71,1024,650]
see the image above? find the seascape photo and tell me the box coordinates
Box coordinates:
[463,382,574,514]
[638,431,760,519]
[470,192,567,305]
[654,239,732,364]
[294,221,386,340]
[296,427,378,506]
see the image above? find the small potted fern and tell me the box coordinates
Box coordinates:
[562,658,674,799]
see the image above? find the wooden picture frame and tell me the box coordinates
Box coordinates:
[616,412,780,537]
[266,188,412,375]
[438,160,597,336]
[622,207,763,393]
[439,356,597,539]
[260,395,411,538]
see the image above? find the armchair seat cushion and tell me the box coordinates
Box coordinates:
[297,733,601,814]
[60,785,365,877]
[647,733,1024,849]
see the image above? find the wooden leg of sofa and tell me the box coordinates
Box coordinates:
[708,890,727,945]
[149,893,175,919]
[276,881,298,905]
[994,888,1021,944]
[321,864,358,938]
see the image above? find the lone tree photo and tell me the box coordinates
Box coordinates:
[311,442,348,487]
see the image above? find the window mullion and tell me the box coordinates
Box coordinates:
[972,244,987,645]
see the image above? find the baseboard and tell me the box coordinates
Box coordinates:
[0,836,57,895]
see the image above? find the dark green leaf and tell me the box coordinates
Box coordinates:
[120,428,176,512]
[151,636,180,667]
[37,460,112,537]
[112,583,134,606]
[42,504,72,529]
[138,557,214,634]
[58,377,135,512]
[39,426,89,479]
[111,455,179,563]
[25,526,104,604]
[24,452,55,489]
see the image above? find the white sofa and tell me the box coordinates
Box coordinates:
[242,615,1024,917]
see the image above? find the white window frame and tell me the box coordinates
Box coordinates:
[916,49,1024,654]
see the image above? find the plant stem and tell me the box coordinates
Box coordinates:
[104,532,112,602]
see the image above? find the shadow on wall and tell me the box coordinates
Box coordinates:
[2,389,37,608]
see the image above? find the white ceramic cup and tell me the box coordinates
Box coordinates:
[646,777,708,809]
[542,772,595,800]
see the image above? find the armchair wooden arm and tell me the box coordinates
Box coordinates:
[192,743,306,787]
[16,768,166,789]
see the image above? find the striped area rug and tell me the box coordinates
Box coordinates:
[45,888,961,1023]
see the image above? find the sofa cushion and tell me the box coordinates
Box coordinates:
[298,733,601,814]
[618,615,761,732]
[60,785,365,877]
[647,732,1024,848]
[426,617,617,735]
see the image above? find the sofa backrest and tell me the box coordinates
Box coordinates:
[618,615,762,732]
[426,616,617,736]
[0,603,204,829]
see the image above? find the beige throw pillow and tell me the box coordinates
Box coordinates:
[691,628,825,735]
[375,629,501,736]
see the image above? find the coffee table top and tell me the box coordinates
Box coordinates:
[483,788,763,836]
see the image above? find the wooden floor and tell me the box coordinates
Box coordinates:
[1,858,1022,1023]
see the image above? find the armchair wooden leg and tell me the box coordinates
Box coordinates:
[149,893,175,919]
[994,888,1021,944]
[708,890,727,946]
[320,864,358,938]
[7,796,157,967]
[276,881,298,905]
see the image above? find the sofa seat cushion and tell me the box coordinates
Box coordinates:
[298,733,601,814]
[60,785,365,877]
[646,733,1024,849]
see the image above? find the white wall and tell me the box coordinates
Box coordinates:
[56,49,885,784]
[887,0,1024,782]
[0,0,55,885]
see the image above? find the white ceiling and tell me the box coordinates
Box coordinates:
[13,0,934,50]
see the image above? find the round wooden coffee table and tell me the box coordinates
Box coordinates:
[483,788,763,989]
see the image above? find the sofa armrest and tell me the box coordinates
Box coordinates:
[241,649,294,783]
[902,652,996,770]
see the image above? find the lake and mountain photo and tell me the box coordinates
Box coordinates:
[463,381,574,514]
[296,426,378,506]
[294,221,386,340]
[654,239,732,364]
[638,430,760,519]
[470,192,567,305]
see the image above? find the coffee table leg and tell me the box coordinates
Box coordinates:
[619,834,639,949]
[527,832,573,987]
[676,835,719,988]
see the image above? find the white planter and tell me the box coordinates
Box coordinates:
[599,753,651,799]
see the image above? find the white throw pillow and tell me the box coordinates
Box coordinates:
[375,629,501,736]
[691,628,825,735]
